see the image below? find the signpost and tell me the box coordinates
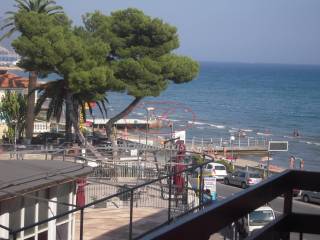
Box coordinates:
[268,141,288,152]
[267,141,288,176]
[203,176,217,201]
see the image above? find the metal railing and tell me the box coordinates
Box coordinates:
[186,136,269,152]
[0,158,212,240]
[142,169,320,240]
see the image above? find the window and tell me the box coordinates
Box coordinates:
[249,173,260,178]
[206,164,213,169]
[24,193,36,236]
[38,231,48,240]
[214,166,226,170]
[239,172,246,178]
[9,197,22,238]
[56,222,68,240]
[56,183,71,223]
[38,190,49,230]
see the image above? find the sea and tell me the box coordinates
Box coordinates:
[104,62,320,171]
[13,62,320,170]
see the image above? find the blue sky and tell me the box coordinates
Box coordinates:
[1,0,320,65]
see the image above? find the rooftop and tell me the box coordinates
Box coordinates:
[0,72,29,89]
[0,160,92,201]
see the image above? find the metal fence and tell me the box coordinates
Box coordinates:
[1,156,212,240]
[186,136,269,151]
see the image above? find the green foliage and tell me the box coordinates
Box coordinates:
[0,0,63,41]
[11,8,199,143]
[215,159,234,173]
[12,11,119,95]
[192,154,204,165]
[83,8,200,98]
[0,91,27,141]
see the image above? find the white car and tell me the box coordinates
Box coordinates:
[246,206,276,234]
[202,162,228,180]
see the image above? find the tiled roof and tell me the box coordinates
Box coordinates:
[0,73,29,89]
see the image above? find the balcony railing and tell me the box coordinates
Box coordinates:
[141,170,320,240]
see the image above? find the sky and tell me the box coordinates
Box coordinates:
[1,0,320,65]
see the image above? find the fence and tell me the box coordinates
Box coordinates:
[186,136,269,152]
[143,170,320,240]
[1,156,213,240]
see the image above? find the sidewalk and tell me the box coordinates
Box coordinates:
[75,207,167,240]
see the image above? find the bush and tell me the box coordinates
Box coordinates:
[215,159,234,173]
[192,154,204,165]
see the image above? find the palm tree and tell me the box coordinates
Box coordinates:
[0,0,63,143]
[1,0,63,41]
[34,80,109,144]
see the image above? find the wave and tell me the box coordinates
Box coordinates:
[241,129,253,132]
[256,132,272,136]
[188,120,226,129]
[209,124,225,129]
[299,140,320,146]
[161,118,180,122]
[189,121,207,125]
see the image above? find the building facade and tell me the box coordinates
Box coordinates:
[0,160,92,240]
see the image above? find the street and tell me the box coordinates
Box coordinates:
[216,182,320,240]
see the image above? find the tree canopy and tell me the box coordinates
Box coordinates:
[0,91,27,141]
[10,8,199,145]
[0,0,63,41]
[83,9,199,136]
[83,9,199,98]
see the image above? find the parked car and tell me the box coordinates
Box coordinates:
[224,170,262,188]
[293,189,301,197]
[31,132,64,145]
[234,205,275,238]
[301,191,320,204]
[246,206,276,235]
[196,162,228,180]
[87,132,110,145]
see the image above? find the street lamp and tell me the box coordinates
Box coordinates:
[230,135,235,159]
[12,119,17,159]
[145,107,155,160]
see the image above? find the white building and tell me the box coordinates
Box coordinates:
[0,70,51,136]
[0,160,92,240]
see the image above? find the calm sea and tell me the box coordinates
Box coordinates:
[106,62,320,171]
[14,62,320,170]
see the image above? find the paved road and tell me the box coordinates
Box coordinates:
[216,182,320,240]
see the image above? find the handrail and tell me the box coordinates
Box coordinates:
[7,159,213,236]
[140,170,320,240]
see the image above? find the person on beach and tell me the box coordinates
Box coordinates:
[299,158,305,170]
[293,129,300,137]
[289,156,295,169]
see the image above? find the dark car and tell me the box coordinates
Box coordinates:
[31,132,64,145]
[87,132,110,145]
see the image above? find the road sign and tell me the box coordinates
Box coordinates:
[268,141,288,152]
[204,176,217,200]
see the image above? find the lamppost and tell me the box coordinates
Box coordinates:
[145,107,154,160]
[92,114,95,135]
[12,119,17,160]
[230,135,235,159]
